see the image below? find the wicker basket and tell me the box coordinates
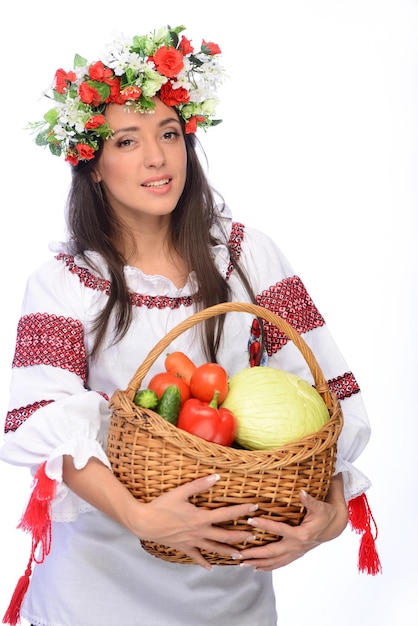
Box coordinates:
[108,302,343,565]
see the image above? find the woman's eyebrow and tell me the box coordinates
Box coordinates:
[112,118,181,136]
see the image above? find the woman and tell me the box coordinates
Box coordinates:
[1,26,377,626]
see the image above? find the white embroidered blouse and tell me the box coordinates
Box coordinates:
[0,213,371,626]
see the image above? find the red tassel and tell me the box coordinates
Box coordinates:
[2,462,56,625]
[348,493,382,575]
[2,557,33,626]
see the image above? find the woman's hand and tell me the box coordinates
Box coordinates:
[62,457,257,570]
[238,474,348,571]
[134,474,258,569]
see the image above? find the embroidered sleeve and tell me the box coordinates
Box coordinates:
[226,224,372,501]
[0,257,112,521]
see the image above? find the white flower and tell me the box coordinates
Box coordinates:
[140,67,167,96]
[199,98,219,116]
[151,26,170,46]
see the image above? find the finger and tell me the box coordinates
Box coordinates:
[176,473,221,499]
[299,488,318,508]
[208,502,259,524]
[179,545,213,570]
[247,515,296,538]
[208,525,256,547]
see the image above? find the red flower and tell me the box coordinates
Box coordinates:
[202,40,221,55]
[120,85,142,102]
[76,143,96,161]
[55,68,76,94]
[159,81,190,107]
[153,45,184,78]
[107,77,123,104]
[185,115,206,134]
[179,36,194,55]
[85,114,106,130]
[65,150,79,166]
[79,82,102,105]
[89,61,114,84]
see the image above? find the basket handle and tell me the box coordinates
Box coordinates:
[125,302,334,409]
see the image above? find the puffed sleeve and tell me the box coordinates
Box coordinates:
[231,225,372,501]
[0,256,112,521]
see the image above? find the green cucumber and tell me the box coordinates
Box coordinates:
[133,388,159,410]
[157,385,181,425]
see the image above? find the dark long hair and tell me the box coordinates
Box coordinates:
[66,132,256,360]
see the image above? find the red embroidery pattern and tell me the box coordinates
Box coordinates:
[13,313,87,383]
[129,293,193,308]
[57,253,194,308]
[328,372,360,400]
[57,222,246,305]
[226,222,245,279]
[56,253,111,293]
[257,277,325,355]
[5,400,54,433]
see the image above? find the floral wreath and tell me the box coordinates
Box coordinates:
[29,25,225,166]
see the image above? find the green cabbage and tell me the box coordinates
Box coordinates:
[221,366,330,450]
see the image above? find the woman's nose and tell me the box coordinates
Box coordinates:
[143,140,165,168]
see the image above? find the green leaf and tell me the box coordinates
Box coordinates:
[74,53,88,68]
[89,80,111,101]
[44,108,59,126]
[49,142,62,156]
[138,94,155,111]
[34,129,50,146]
[189,54,204,67]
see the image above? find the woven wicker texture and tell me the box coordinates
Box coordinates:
[108,302,343,565]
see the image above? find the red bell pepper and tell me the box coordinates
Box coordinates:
[177,391,237,446]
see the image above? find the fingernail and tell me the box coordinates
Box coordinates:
[245,534,257,542]
[207,473,220,484]
[231,552,243,560]
[240,562,254,569]
[300,489,308,497]
[248,504,259,512]
[247,518,259,527]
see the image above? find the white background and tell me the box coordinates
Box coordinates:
[1,1,417,624]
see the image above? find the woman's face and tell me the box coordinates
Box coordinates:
[93,98,187,228]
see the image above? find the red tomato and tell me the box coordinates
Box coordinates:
[164,351,196,385]
[190,363,229,404]
[177,397,237,446]
[148,372,191,405]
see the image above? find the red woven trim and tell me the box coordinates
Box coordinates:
[56,253,111,293]
[12,313,87,383]
[57,222,245,302]
[226,222,245,279]
[4,400,54,434]
[129,293,194,308]
[56,253,195,309]
[328,372,360,400]
[257,276,325,354]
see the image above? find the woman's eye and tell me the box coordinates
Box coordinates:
[162,131,179,140]
[117,138,134,147]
